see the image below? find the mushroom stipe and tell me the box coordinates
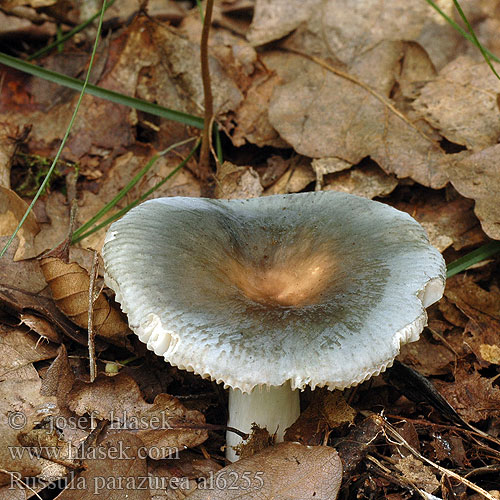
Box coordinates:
[102,191,446,461]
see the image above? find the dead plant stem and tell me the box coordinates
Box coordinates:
[88,250,99,382]
[199,0,214,180]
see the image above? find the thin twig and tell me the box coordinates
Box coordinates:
[382,419,498,500]
[198,0,215,180]
[88,250,99,382]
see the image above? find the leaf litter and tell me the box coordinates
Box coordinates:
[0,0,499,498]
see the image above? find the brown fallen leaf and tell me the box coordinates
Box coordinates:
[0,186,39,260]
[148,451,222,499]
[323,163,398,199]
[430,432,468,467]
[40,257,130,346]
[19,312,62,344]
[0,122,19,189]
[187,442,342,500]
[255,155,290,188]
[0,364,57,485]
[76,149,201,252]
[268,43,449,188]
[0,324,57,378]
[235,424,273,460]
[398,330,455,377]
[247,0,321,46]
[445,275,500,365]
[311,157,352,189]
[393,189,484,253]
[414,57,500,151]
[394,455,439,494]
[285,390,356,445]
[230,73,289,148]
[447,144,500,240]
[215,161,263,199]
[67,373,208,459]
[434,365,500,422]
[54,433,150,500]
[264,157,315,195]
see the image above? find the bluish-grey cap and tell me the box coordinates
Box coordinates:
[102,192,445,392]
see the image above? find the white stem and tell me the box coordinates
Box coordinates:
[226,382,300,461]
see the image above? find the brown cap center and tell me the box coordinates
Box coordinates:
[225,251,335,307]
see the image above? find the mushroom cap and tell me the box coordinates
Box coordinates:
[103,192,445,393]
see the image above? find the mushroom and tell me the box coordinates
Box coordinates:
[102,192,445,461]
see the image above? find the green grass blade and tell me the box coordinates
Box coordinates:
[71,136,197,241]
[0,0,109,259]
[73,139,200,243]
[214,122,223,164]
[0,52,204,128]
[452,0,500,80]
[424,0,500,64]
[28,0,116,61]
[446,241,500,278]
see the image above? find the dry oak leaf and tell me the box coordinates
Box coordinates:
[394,456,439,494]
[434,366,500,422]
[268,42,449,188]
[0,324,57,378]
[54,433,150,500]
[413,57,500,151]
[247,0,321,46]
[285,390,356,445]
[40,257,130,347]
[264,157,315,195]
[444,275,500,365]
[393,190,483,253]
[148,451,222,499]
[0,186,39,260]
[447,144,500,240]
[215,161,263,199]
[67,373,208,459]
[187,442,342,500]
[0,364,57,485]
[323,163,398,199]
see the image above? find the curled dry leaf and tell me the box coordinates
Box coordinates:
[215,162,263,199]
[230,73,289,148]
[285,390,356,445]
[323,163,398,199]
[19,312,62,344]
[311,157,352,190]
[0,186,39,260]
[40,257,130,346]
[0,364,57,485]
[187,442,342,500]
[0,122,18,189]
[264,157,315,195]
[67,373,208,459]
[0,324,57,378]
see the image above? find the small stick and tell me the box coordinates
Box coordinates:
[88,250,99,382]
[382,419,497,500]
[198,0,215,180]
